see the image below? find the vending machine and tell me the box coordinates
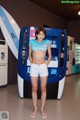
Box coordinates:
[18,27,67,99]
[0,40,8,86]
[73,43,80,73]
[66,36,74,75]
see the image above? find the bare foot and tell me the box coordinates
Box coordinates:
[41,109,47,118]
[31,109,37,118]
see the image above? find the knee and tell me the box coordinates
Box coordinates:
[41,87,46,93]
[32,87,38,93]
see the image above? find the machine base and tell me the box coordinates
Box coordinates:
[24,80,58,99]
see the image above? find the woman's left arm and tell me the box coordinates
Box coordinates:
[46,45,52,66]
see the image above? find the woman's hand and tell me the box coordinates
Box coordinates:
[45,61,48,66]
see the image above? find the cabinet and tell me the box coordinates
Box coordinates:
[0,40,8,86]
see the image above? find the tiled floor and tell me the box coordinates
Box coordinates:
[0,74,80,120]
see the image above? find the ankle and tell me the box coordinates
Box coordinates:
[34,107,37,112]
[41,108,45,112]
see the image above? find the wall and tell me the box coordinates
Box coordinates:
[0,0,67,84]
[0,0,67,29]
[67,20,80,43]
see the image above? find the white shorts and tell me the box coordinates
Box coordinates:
[30,63,48,77]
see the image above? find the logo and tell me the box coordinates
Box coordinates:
[43,44,47,47]
[11,33,16,39]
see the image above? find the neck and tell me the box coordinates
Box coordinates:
[37,39,44,42]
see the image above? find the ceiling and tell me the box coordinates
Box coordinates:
[29,0,80,21]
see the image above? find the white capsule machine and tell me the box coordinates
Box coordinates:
[0,40,8,86]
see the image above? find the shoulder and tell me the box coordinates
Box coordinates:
[44,39,50,45]
[29,39,36,45]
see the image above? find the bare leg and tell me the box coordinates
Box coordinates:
[40,76,48,116]
[30,76,38,116]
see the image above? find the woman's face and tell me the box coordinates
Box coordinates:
[36,31,45,41]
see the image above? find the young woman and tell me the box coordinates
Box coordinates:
[29,27,52,118]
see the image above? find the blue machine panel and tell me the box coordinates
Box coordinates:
[18,27,67,83]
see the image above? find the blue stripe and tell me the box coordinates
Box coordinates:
[0,7,19,50]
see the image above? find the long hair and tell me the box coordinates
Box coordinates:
[35,27,46,39]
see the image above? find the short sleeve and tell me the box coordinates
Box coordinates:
[29,40,33,46]
[47,40,50,46]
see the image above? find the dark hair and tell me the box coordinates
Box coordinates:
[35,27,46,39]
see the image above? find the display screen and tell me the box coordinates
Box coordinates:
[1,52,5,60]
[60,33,65,67]
[75,43,80,64]
[22,30,27,49]
[21,30,28,65]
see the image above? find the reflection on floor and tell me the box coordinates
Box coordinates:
[0,74,80,120]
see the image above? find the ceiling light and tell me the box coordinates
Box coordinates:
[78,11,80,15]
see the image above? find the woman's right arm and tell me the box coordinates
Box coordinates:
[28,45,32,63]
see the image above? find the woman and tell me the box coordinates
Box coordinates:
[29,27,52,118]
